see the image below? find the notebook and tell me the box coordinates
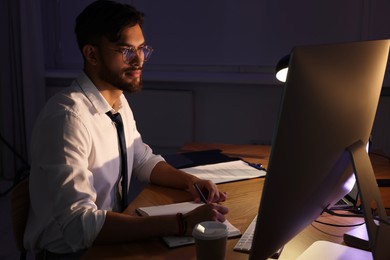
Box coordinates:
[136,201,241,247]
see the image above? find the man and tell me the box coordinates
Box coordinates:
[25,0,228,258]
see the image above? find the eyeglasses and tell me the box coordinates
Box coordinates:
[108,45,153,64]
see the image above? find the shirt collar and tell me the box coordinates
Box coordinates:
[75,72,124,114]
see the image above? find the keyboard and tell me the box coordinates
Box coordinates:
[233,215,257,253]
[234,215,283,258]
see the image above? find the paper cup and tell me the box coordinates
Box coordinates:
[192,221,228,260]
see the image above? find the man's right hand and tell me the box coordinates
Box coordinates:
[183,203,229,236]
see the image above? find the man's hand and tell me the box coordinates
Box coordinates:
[183,203,229,236]
[189,179,228,203]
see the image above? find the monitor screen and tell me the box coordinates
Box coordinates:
[250,39,390,259]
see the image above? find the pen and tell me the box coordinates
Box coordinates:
[193,183,208,204]
[247,162,266,171]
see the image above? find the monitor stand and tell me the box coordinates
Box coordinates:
[298,140,390,260]
[345,140,390,259]
[343,223,370,250]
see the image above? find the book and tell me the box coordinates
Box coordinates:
[136,201,241,248]
[162,149,239,169]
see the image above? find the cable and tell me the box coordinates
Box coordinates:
[325,208,390,226]
[310,223,344,238]
[324,208,364,218]
[0,132,30,196]
[0,166,29,196]
[0,132,30,167]
[375,217,390,226]
[317,208,365,227]
[314,219,365,228]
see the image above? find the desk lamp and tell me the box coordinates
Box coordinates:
[275,55,290,82]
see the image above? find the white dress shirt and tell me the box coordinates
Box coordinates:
[24,72,164,253]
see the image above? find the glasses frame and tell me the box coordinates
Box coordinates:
[107,45,153,64]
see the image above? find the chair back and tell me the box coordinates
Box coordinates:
[9,178,30,258]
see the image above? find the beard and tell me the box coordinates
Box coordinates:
[98,62,143,94]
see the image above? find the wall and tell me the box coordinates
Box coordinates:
[42,0,390,155]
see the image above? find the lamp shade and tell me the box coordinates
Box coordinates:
[275,55,290,82]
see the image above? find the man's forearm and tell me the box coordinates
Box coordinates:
[93,211,179,245]
[149,161,199,190]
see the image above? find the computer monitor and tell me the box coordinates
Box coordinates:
[249,39,390,260]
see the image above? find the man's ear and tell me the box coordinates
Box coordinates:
[82,44,98,66]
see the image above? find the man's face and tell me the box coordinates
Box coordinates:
[96,24,145,93]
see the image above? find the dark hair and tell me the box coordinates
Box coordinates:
[75,0,144,52]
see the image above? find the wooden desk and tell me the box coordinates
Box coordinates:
[84,144,390,260]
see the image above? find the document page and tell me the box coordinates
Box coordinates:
[180,160,266,184]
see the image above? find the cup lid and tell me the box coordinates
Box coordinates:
[192,221,228,240]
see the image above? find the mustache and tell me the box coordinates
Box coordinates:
[129,62,142,69]
[124,66,142,73]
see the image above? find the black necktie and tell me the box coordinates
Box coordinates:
[106,111,128,211]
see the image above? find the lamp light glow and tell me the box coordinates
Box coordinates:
[276,68,288,82]
[275,55,290,82]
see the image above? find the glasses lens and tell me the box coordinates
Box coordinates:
[142,46,153,61]
[123,46,153,63]
[123,49,135,64]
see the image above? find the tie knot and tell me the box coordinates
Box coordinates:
[106,111,123,125]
